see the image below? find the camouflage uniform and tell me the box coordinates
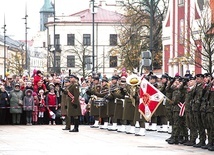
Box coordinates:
[192,74,206,147]
[183,82,197,146]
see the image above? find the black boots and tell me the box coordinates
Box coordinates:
[69,119,79,132]
[168,136,179,145]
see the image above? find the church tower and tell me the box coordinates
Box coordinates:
[40,0,54,31]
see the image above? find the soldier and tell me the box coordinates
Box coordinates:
[183,76,197,146]
[94,77,109,129]
[207,78,214,151]
[168,77,186,144]
[146,75,158,131]
[66,75,81,132]
[108,76,127,131]
[201,73,213,149]
[87,75,101,128]
[191,74,206,147]
[62,77,71,130]
[105,75,119,130]
[156,74,168,133]
[165,76,174,142]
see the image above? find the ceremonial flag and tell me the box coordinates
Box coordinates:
[139,78,165,121]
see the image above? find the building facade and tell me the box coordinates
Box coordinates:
[45,7,124,77]
[162,0,213,76]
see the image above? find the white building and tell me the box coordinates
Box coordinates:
[45,7,124,77]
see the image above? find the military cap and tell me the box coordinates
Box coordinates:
[111,75,119,80]
[150,75,157,80]
[195,74,204,78]
[120,76,126,83]
[93,75,100,81]
[189,76,195,81]
[70,74,78,80]
[204,73,212,78]
[64,79,70,83]
[15,83,20,87]
[161,74,168,79]
[102,77,108,82]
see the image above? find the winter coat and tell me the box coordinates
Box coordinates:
[9,89,23,114]
[23,90,34,111]
[0,91,9,107]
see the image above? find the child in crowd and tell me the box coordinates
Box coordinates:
[23,89,34,125]
[46,87,58,125]
[38,89,46,124]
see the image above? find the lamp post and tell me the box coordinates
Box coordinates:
[52,0,56,73]
[91,0,95,72]
[149,0,154,71]
[23,4,30,71]
[2,15,6,78]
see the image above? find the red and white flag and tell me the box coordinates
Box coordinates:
[139,78,165,121]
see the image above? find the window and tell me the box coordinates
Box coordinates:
[109,56,117,67]
[110,34,117,46]
[55,34,60,45]
[56,56,61,67]
[178,0,184,5]
[67,55,75,67]
[83,34,91,46]
[67,34,75,46]
[43,42,46,48]
[179,19,184,44]
[83,55,92,70]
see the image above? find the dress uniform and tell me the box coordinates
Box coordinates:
[87,75,101,128]
[67,75,81,132]
[93,77,109,129]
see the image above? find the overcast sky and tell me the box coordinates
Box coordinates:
[0,0,90,40]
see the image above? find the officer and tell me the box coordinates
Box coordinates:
[67,74,81,132]
[62,77,71,130]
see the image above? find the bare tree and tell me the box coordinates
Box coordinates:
[115,0,168,71]
[187,2,214,74]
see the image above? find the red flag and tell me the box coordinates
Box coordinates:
[139,78,165,121]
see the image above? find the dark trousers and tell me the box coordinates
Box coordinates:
[26,111,33,124]
[0,108,7,125]
[193,111,206,143]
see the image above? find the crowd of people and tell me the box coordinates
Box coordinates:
[0,68,213,151]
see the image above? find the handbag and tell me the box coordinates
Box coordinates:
[18,99,23,106]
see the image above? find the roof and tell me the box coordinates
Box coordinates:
[69,7,123,23]
[0,34,24,50]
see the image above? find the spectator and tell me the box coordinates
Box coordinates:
[46,87,58,125]
[0,85,9,125]
[23,89,34,125]
[9,83,24,125]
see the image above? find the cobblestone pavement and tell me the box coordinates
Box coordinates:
[0,125,213,155]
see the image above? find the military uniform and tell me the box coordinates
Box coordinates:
[168,81,184,144]
[191,74,206,147]
[183,79,197,146]
[207,81,214,151]
[66,76,81,132]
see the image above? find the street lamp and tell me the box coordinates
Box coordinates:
[22,4,30,71]
[91,0,95,72]
[2,14,7,78]
[51,0,56,73]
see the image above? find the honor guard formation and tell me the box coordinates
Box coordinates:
[0,68,213,152]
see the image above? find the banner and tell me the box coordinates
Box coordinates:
[138,78,165,121]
